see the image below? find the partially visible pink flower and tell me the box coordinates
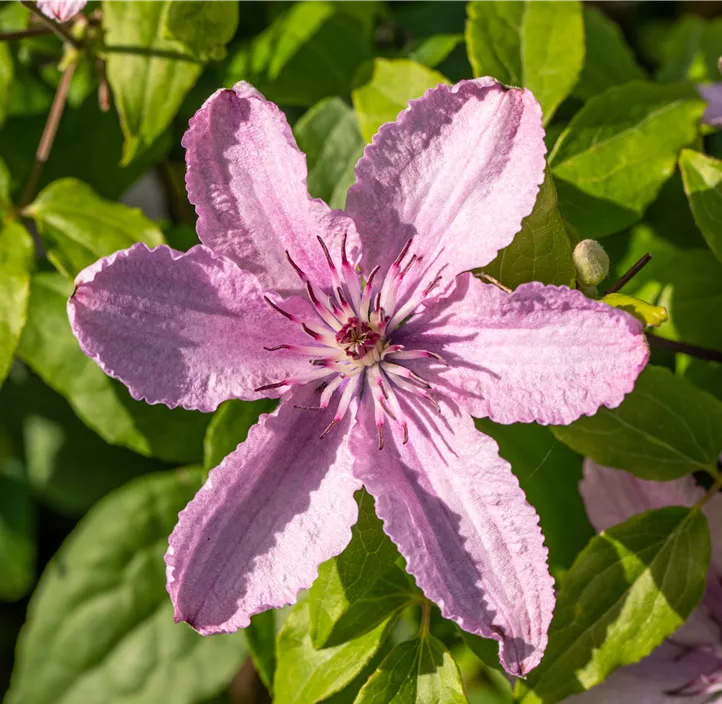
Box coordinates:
[67,79,649,676]
[569,461,722,703]
[36,0,86,22]
[698,83,722,128]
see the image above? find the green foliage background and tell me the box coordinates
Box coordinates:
[1,2,722,703]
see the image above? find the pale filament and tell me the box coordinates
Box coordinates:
[257,235,446,445]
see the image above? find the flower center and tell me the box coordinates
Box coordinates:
[336,317,381,361]
[256,235,447,449]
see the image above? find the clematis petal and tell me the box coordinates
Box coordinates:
[166,386,361,633]
[350,397,554,677]
[345,78,546,279]
[68,243,314,412]
[579,459,705,533]
[397,275,648,425]
[36,0,86,22]
[698,83,722,128]
[183,82,359,294]
[581,459,722,624]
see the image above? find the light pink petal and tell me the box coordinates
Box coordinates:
[396,275,648,425]
[579,459,705,533]
[166,386,361,633]
[345,78,546,278]
[581,459,722,623]
[36,0,86,22]
[183,82,359,294]
[68,243,314,412]
[350,397,554,677]
[698,83,722,128]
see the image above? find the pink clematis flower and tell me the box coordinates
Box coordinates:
[698,83,722,128]
[67,79,649,676]
[569,461,722,703]
[36,0,86,22]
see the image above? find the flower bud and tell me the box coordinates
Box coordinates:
[573,239,610,287]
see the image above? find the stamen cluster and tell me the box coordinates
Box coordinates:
[257,235,447,448]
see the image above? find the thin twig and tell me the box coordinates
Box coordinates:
[18,58,78,209]
[646,333,722,364]
[20,1,82,49]
[96,57,110,112]
[477,272,512,294]
[0,26,53,41]
[605,253,653,294]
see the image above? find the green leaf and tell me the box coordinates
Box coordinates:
[0,222,34,388]
[552,365,722,480]
[407,35,464,70]
[550,81,705,239]
[274,600,394,704]
[224,1,372,108]
[657,16,722,84]
[246,611,276,693]
[0,460,35,602]
[678,356,722,404]
[163,1,239,61]
[654,248,722,351]
[352,59,449,143]
[476,420,593,579]
[6,470,248,704]
[482,168,575,289]
[203,398,277,472]
[573,8,646,101]
[103,0,202,165]
[18,273,210,464]
[679,149,722,263]
[2,368,162,517]
[309,489,414,649]
[601,293,668,327]
[26,178,165,279]
[0,155,11,216]
[354,635,467,704]
[0,42,12,127]
[518,506,710,703]
[0,93,172,202]
[465,1,584,125]
[294,97,365,210]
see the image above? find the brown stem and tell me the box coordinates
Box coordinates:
[20,1,82,49]
[605,253,653,294]
[0,26,53,41]
[646,333,722,364]
[18,58,78,209]
[96,57,110,112]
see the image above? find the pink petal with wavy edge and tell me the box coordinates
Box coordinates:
[68,243,314,412]
[183,82,359,295]
[571,461,722,704]
[698,83,722,128]
[581,459,722,622]
[345,78,546,279]
[350,396,554,677]
[166,386,360,633]
[396,275,648,425]
[36,0,86,22]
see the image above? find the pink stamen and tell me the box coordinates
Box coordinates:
[386,349,448,366]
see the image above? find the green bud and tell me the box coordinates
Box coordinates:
[573,239,610,287]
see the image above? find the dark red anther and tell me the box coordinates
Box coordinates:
[264,344,289,351]
[302,323,321,340]
[377,424,384,450]
[392,238,413,269]
[317,236,335,270]
[424,275,443,296]
[285,250,308,282]
[341,232,349,267]
[264,296,293,320]
[320,418,340,439]
[255,380,287,392]
[400,254,417,279]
